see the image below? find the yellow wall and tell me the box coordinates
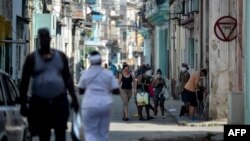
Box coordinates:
[0,15,12,43]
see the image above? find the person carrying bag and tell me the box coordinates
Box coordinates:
[136,84,149,106]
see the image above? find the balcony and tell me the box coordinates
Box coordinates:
[85,0,96,4]
[145,0,169,26]
[127,0,142,9]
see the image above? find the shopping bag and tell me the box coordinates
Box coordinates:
[71,112,82,141]
[159,87,169,100]
[136,92,149,106]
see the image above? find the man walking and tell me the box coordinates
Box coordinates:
[179,63,190,116]
[19,28,79,141]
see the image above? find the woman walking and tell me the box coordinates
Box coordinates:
[153,69,166,118]
[136,65,154,120]
[78,51,120,141]
[119,64,135,121]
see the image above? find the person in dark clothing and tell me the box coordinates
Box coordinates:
[136,65,154,120]
[153,69,166,118]
[179,63,190,116]
[19,28,79,141]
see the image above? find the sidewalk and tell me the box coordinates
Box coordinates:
[164,97,227,127]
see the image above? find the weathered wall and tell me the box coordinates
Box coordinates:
[209,0,238,119]
[244,0,250,124]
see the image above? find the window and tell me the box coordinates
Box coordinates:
[183,0,199,15]
[192,0,199,12]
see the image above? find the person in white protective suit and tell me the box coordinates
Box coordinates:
[78,51,120,141]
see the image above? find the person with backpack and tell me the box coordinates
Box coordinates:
[19,28,79,141]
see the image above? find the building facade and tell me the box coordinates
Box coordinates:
[169,0,244,122]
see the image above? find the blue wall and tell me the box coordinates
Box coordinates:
[159,28,169,78]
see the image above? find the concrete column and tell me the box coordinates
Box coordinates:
[209,0,238,119]
[244,0,250,124]
[154,27,160,69]
[143,38,151,65]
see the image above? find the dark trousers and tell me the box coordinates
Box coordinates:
[28,94,69,141]
[138,105,150,119]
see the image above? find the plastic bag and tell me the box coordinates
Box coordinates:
[71,112,82,141]
[160,87,170,100]
[136,92,149,106]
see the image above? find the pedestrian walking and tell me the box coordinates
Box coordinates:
[104,63,108,69]
[183,69,207,120]
[119,64,135,121]
[136,65,154,120]
[144,67,155,113]
[153,69,166,118]
[19,28,79,141]
[78,51,120,141]
[179,63,190,116]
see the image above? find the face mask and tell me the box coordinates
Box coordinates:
[180,67,187,72]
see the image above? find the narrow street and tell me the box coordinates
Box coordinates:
[32,95,223,141]
[1,0,250,141]
[109,95,223,141]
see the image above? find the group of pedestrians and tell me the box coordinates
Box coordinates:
[119,63,168,121]
[20,28,202,141]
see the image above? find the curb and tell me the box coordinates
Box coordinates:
[164,100,227,127]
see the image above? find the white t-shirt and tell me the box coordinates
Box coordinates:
[78,65,119,109]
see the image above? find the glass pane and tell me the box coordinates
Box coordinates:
[192,0,199,12]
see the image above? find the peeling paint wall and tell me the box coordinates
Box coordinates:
[209,0,241,119]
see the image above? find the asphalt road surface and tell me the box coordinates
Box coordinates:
[32,95,223,141]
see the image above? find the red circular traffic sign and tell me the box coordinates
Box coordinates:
[214,16,237,42]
